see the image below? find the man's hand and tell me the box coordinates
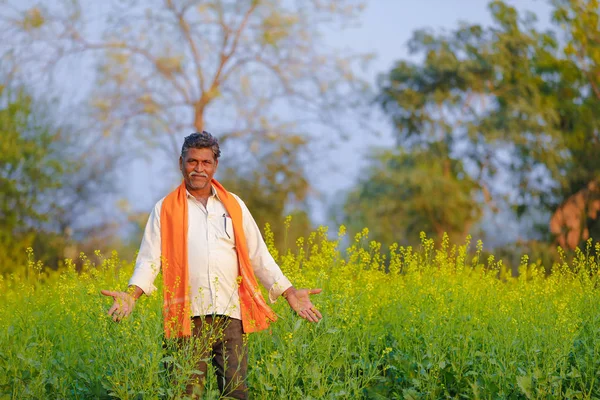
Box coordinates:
[283,287,323,323]
[101,289,137,322]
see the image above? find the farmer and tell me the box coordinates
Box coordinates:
[101,131,322,399]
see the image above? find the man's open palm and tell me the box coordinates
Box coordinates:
[101,290,135,322]
[285,288,323,323]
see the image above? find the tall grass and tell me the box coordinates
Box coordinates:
[1,227,599,399]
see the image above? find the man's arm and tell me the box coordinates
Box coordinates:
[127,200,163,295]
[235,195,322,322]
[101,200,163,321]
[236,195,292,299]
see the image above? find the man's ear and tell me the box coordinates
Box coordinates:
[178,156,183,171]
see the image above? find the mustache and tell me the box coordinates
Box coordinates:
[189,171,208,178]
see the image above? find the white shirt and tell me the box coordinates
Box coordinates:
[129,186,292,320]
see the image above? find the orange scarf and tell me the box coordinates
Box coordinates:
[160,179,277,338]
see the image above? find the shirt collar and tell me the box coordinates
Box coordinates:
[185,184,221,200]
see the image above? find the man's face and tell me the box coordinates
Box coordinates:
[179,147,218,192]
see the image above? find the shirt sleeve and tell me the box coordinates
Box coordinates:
[128,199,164,295]
[234,195,293,303]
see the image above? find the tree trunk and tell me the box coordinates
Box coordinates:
[549,180,600,250]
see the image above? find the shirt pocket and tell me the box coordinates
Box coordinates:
[219,213,236,246]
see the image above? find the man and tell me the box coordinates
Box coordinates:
[101,131,322,399]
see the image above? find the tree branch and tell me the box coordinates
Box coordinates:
[165,0,206,95]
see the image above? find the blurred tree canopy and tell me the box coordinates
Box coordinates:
[0,87,63,271]
[345,0,600,249]
[0,80,122,272]
[219,135,311,251]
[549,0,600,248]
[4,0,599,264]
[344,143,481,246]
[0,0,371,240]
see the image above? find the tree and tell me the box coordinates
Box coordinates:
[0,87,63,272]
[360,0,600,249]
[548,0,600,248]
[343,143,481,246]
[0,75,124,271]
[219,135,312,251]
[0,0,371,234]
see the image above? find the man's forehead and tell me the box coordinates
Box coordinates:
[185,148,215,159]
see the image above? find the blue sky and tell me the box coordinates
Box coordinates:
[124,0,554,233]
[334,0,552,78]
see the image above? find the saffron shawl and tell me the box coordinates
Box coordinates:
[160,180,277,338]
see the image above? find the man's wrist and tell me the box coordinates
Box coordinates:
[282,286,295,300]
[127,285,143,300]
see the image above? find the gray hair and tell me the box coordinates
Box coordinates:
[181,131,221,159]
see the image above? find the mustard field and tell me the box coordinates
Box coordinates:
[1,227,600,399]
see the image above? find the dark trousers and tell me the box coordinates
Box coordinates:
[185,315,248,399]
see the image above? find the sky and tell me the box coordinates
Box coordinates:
[120,0,554,240]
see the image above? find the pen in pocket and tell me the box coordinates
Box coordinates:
[223,213,231,239]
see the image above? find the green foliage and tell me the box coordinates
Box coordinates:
[344,143,481,246]
[20,7,45,31]
[219,137,313,252]
[0,88,64,272]
[2,229,600,398]
[369,0,600,248]
[551,0,600,190]
[378,1,568,206]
